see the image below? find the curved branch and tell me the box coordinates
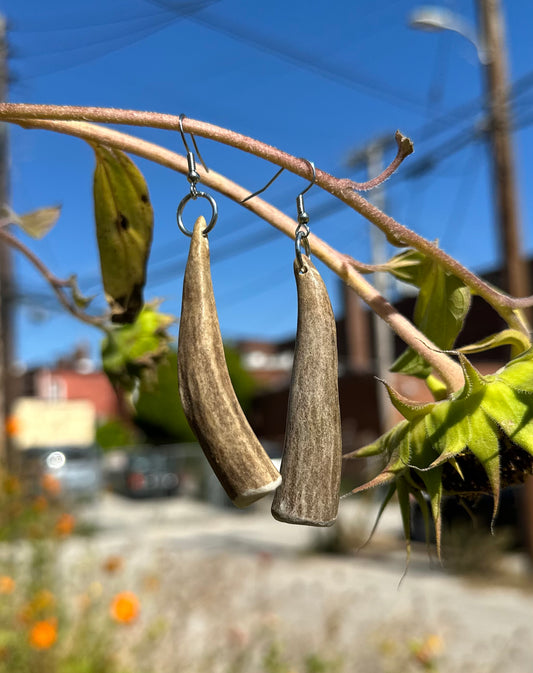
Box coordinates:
[347,131,414,192]
[0,103,529,332]
[0,228,107,330]
[8,116,464,392]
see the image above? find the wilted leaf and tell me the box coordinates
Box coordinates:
[1,204,61,238]
[92,144,153,324]
[67,275,95,309]
[18,206,62,238]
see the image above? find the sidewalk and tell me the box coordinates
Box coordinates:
[72,492,533,672]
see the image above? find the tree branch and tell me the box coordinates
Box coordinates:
[4,116,464,392]
[0,228,107,330]
[0,104,529,333]
[347,131,414,191]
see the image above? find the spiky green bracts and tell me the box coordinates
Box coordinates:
[345,348,533,557]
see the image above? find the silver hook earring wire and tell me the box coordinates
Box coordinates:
[240,167,285,203]
[295,160,316,272]
[178,114,209,173]
[177,114,217,237]
[239,158,316,269]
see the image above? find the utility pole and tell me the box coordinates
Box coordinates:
[477,0,529,298]
[0,15,14,469]
[346,135,396,433]
[477,0,533,561]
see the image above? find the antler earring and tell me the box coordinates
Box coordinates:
[270,161,342,526]
[176,116,281,507]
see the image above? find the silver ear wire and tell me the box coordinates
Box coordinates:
[177,114,217,236]
[241,167,285,203]
[239,158,317,270]
[178,114,209,173]
[294,160,316,272]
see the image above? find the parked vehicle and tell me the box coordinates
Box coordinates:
[105,447,180,498]
[20,445,103,501]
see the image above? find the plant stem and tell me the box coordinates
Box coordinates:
[0,104,530,331]
[8,117,464,391]
[0,228,107,330]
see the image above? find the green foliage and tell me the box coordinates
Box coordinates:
[346,348,533,557]
[101,303,174,393]
[134,344,258,444]
[386,248,471,378]
[0,470,150,673]
[92,144,153,324]
[95,418,138,451]
[134,350,195,444]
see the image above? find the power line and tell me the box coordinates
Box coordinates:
[141,0,427,113]
[11,16,180,80]
[8,2,213,81]
[8,1,212,33]
[20,93,533,309]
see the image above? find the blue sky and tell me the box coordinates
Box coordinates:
[2,0,533,367]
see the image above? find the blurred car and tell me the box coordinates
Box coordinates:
[105,447,180,498]
[21,445,103,501]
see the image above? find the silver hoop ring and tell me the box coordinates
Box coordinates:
[295,230,311,273]
[176,191,218,237]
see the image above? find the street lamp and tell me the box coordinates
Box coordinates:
[409,6,489,63]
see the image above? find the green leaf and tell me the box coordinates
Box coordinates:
[67,275,95,309]
[396,477,412,561]
[343,423,401,459]
[424,397,470,457]
[419,466,444,559]
[494,347,533,391]
[382,248,427,286]
[92,144,154,324]
[467,410,500,524]
[458,329,531,355]
[456,353,486,399]
[482,380,531,436]
[414,265,471,348]
[391,257,471,377]
[425,374,448,400]
[381,379,436,421]
[390,348,432,378]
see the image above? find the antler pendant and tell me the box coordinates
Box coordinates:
[272,255,342,526]
[178,217,281,507]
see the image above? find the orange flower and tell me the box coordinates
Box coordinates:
[29,618,58,649]
[41,474,61,496]
[54,512,76,537]
[0,576,15,594]
[110,591,140,624]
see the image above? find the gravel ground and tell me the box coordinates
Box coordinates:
[65,493,533,673]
